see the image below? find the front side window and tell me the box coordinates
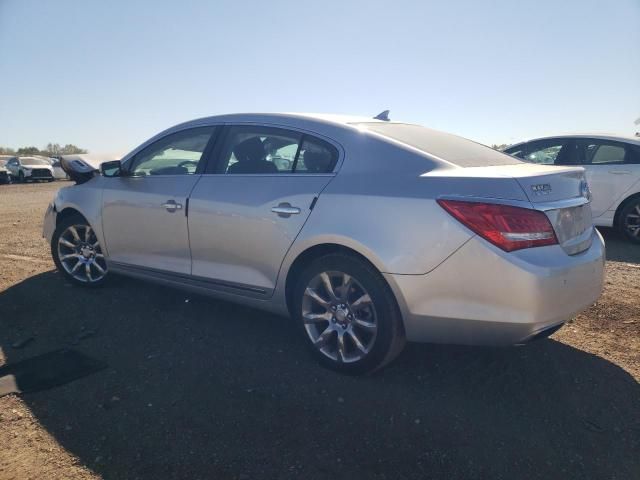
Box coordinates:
[524,139,576,165]
[217,126,338,174]
[579,140,627,165]
[128,127,215,176]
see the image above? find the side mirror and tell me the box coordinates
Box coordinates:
[100,160,122,177]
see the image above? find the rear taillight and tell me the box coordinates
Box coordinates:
[437,199,558,252]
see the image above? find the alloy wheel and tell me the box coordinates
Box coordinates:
[623,203,640,239]
[57,224,107,283]
[302,271,378,363]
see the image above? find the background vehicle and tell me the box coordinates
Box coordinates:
[45,113,604,374]
[0,158,12,184]
[505,135,640,243]
[49,158,69,180]
[5,156,55,183]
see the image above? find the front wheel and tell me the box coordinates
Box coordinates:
[51,215,108,287]
[619,199,640,244]
[293,254,405,375]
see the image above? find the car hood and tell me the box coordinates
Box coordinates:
[22,164,53,169]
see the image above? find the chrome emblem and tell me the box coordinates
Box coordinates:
[531,183,552,196]
[580,179,591,201]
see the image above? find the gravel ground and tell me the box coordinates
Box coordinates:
[0,181,638,480]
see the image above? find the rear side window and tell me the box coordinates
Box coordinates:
[578,140,629,165]
[353,122,521,167]
[215,125,338,174]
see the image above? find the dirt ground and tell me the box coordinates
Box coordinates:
[0,181,638,480]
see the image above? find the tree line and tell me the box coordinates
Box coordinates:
[0,143,88,156]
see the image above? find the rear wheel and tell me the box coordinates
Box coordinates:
[619,198,640,244]
[293,254,405,375]
[51,215,108,287]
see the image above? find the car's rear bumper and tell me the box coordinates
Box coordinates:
[386,230,605,346]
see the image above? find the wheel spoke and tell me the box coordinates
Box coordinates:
[84,225,92,242]
[85,263,92,281]
[314,325,334,348]
[354,318,376,332]
[70,259,82,273]
[337,332,346,362]
[95,253,105,259]
[350,293,372,310]
[303,312,331,324]
[340,274,353,301]
[59,238,76,248]
[348,329,367,353]
[60,253,79,261]
[68,226,80,241]
[319,272,338,301]
[305,287,330,308]
[93,262,106,275]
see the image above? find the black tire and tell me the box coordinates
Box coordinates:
[51,214,108,287]
[18,171,25,183]
[293,253,405,375]
[618,198,640,244]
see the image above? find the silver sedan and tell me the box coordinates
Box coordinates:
[44,113,605,374]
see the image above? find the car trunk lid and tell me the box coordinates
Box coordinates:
[427,163,594,255]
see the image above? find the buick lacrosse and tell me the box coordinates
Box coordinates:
[44,113,604,374]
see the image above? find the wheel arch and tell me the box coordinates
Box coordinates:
[56,207,88,226]
[283,241,404,321]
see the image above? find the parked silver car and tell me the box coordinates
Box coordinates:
[44,113,604,373]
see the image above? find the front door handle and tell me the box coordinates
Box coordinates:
[271,203,301,218]
[609,170,631,175]
[162,200,183,212]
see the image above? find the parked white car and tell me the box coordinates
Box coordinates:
[505,135,640,243]
[5,156,55,183]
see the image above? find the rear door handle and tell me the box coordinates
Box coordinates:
[271,203,301,217]
[609,170,631,175]
[162,200,183,212]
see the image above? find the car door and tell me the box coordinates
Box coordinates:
[575,139,640,218]
[188,125,339,296]
[101,126,217,274]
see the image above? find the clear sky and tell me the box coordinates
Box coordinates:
[1,0,639,156]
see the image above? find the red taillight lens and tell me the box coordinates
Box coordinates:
[437,199,558,252]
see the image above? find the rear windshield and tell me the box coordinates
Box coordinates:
[354,122,521,167]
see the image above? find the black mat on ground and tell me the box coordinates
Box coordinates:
[0,349,107,397]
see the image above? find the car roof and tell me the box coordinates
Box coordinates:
[509,133,640,148]
[174,112,397,130]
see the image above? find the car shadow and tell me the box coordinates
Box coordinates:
[598,227,640,264]
[1,271,639,479]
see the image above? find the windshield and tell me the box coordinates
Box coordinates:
[354,122,521,167]
[21,158,50,166]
